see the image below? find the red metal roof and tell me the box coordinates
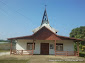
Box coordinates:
[8,26,83,41]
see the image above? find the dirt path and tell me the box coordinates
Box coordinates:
[0,52,10,56]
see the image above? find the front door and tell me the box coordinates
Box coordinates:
[41,43,49,55]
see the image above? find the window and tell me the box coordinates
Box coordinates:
[27,43,35,50]
[50,44,54,49]
[56,43,63,51]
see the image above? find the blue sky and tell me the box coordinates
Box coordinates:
[0,0,85,40]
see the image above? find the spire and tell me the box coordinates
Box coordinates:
[41,6,49,25]
[32,5,58,33]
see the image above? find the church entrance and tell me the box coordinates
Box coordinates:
[40,43,49,55]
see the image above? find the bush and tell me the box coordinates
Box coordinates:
[79,52,85,57]
[82,46,85,51]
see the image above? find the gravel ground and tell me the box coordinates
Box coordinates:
[0,52,10,56]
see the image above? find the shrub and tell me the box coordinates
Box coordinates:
[79,52,85,57]
[82,46,85,51]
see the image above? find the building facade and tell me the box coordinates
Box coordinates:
[8,8,82,56]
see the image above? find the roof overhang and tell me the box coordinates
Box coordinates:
[8,26,83,42]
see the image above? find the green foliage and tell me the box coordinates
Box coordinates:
[79,52,85,57]
[74,43,77,51]
[0,40,10,42]
[70,26,85,52]
[82,46,85,52]
[70,26,85,39]
[70,26,85,45]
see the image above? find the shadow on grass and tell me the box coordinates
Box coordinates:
[56,62,85,63]
[0,60,28,63]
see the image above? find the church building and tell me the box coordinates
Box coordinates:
[8,8,82,56]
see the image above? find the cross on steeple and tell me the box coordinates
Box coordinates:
[45,5,47,8]
[41,6,49,25]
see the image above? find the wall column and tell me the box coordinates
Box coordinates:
[77,42,79,56]
[32,39,34,55]
[54,40,56,56]
[10,40,12,55]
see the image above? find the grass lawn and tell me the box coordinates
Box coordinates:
[0,55,85,63]
[56,61,85,63]
[0,55,29,63]
[0,50,10,52]
[0,60,28,63]
[0,61,84,63]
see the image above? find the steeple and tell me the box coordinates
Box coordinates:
[41,7,49,25]
[32,6,58,33]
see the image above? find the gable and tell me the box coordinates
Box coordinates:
[32,24,58,33]
[33,26,61,40]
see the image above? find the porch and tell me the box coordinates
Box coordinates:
[10,39,80,56]
[11,50,79,56]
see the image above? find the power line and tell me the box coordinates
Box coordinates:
[0,0,33,22]
[0,7,8,15]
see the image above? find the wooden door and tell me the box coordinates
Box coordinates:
[41,43,49,55]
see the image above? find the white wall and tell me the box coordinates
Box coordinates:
[56,40,74,51]
[16,39,33,50]
[34,40,55,54]
[16,39,74,55]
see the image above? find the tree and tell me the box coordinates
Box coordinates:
[70,26,85,39]
[70,26,85,51]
